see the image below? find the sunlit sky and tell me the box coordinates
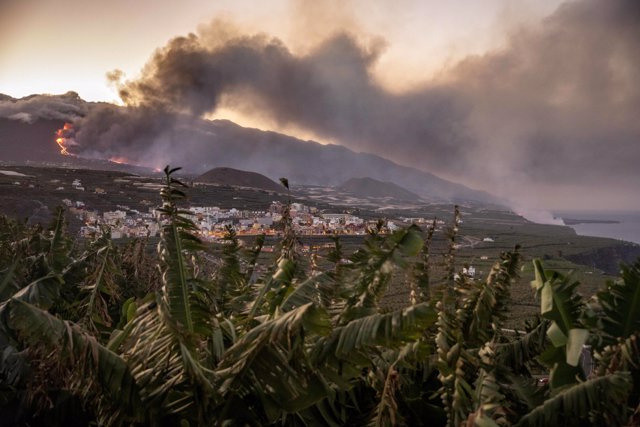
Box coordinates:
[0,0,562,102]
[3,0,638,212]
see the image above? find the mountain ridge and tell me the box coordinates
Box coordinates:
[338,177,421,201]
[0,92,502,205]
[196,167,284,192]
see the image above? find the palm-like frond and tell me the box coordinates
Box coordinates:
[1,272,62,313]
[597,259,640,346]
[247,196,302,321]
[368,361,402,427]
[116,166,216,423]
[434,208,469,427]
[435,271,475,426]
[326,234,345,280]
[341,225,424,321]
[120,297,214,422]
[280,271,335,312]
[216,226,244,314]
[460,249,521,346]
[243,232,265,285]
[216,303,331,423]
[532,260,588,389]
[247,256,296,322]
[312,303,436,364]
[595,333,640,376]
[0,256,22,301]
[47,207,72,274]
[515,372,632,427]
[443,206,461,283]
[157,166,207,335]
[7,298,141,425]
[494,320,550,372]
[413,218,436,302]
[79,232,122,337]
[120,237,160,295]
[469,343,510,427]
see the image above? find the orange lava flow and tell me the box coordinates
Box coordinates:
[109,157,130,164]
[55,123,74,156]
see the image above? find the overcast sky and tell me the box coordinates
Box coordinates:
[1,0,638,211]
[0,0,562,101]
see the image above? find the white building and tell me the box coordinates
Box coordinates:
[322,213,350,221]
[103,210,127,223]
[463,266,476,278]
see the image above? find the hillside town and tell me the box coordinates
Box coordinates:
[0,171,445,241]
[66,195,442,241]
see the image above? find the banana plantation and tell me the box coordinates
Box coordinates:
[1,166,639,426]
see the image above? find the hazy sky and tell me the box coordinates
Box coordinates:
[1,0,638,211]
[0,0,562,101]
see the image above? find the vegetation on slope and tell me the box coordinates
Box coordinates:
[338,177,421,201]
[195,167,284,193]
[0,166,639,426]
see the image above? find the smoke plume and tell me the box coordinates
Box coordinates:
[0,92,87,123]
[4,0,639,209]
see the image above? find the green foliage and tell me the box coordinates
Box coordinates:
[460,248,521,347]
[341,224,424,322]
[515,372,632,427]
[0,168,639,426]
[412,218,436,303]
[532,260,588,389]
[597,259,640,345]
[78,229,122,337]
[8,298,141,425]
[216,303,331,423]
[157,165,208,336]
[216,225,243,314]
[494,320,549,373]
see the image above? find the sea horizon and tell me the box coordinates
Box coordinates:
[553,210,640,245]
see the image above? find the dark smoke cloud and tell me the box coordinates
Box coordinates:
[71,104,179,163]
[66,0,640,208]
[447,0,640,187]
[0,91,87,123]
[109,30,471,172]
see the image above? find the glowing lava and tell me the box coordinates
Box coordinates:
[55,123,75,156]
[109,157,130,164]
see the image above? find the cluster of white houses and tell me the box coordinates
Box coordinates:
[66,199,445,240]
[189,202,372,237]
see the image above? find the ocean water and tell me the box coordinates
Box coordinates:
[554,211,640,245]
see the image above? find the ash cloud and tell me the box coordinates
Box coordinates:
[103,28,471,173]
[62,0,640,208]
[447,0,640,188]
[0,91,87,123]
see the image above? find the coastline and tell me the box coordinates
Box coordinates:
[562,218,620,226]
[555,211,640,245]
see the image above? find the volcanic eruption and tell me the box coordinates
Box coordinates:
[54,122,75,156]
